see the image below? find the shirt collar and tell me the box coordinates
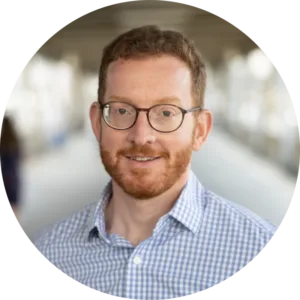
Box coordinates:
[168,169,204,234]
[86,181,112,240]
[87,169,204,238]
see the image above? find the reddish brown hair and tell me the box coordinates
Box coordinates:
[98,25,206,107]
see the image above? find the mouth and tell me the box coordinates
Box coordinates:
[125,156,160,162]
[123,154,164,169]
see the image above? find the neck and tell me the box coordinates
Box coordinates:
[105,170,190,246]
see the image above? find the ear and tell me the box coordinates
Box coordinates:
[89,101,101,142]
[192,109,213,151]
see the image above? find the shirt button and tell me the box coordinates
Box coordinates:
[133,255,142,265]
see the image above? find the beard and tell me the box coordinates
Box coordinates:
[101,147,192,199]
[100,137,194,200]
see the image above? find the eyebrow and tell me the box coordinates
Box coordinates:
[108,95,182,106]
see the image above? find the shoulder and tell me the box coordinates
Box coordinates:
[204,189,278,227]
[34,202,97,253]
[199,190,279,255]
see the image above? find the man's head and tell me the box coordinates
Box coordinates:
[90,25,212,199]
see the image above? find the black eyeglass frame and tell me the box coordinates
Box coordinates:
[98,101,203,133]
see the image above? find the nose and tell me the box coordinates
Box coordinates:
[127,111,156,145]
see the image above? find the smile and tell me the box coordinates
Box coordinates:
[126,156,160,162]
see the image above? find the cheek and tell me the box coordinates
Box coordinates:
[161,131,193,154]
[101,128,126,152]
[173,121,195,144]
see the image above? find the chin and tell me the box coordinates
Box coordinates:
[116,170,173,199]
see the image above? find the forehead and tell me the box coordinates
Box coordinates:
[105,55,193,107]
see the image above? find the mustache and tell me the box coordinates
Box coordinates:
[117,145,169,158]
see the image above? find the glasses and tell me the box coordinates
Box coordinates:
[99,101,203,133]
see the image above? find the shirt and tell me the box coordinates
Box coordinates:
[35,170,276,299]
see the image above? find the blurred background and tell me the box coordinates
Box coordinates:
[1,0,299,241]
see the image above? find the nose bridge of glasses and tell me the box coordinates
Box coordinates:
[134,108,152,127]
[136,107,151,114]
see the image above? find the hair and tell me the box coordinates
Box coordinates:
[0,116,20,153]
[98,25,206,107]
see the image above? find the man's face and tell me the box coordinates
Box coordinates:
[92,55,205,199]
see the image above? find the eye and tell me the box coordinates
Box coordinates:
[162,111,172,117]
[118,108,127,115]
[157,109,176,117]
[112,107,132,115]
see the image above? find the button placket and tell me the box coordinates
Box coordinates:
[133,255,142,265]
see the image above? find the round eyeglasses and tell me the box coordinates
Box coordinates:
[99,101,203,133]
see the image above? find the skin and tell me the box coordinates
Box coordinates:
[90,55,212,246]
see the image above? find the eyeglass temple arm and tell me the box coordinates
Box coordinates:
[184,106,203,113]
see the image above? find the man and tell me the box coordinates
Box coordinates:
[35,26,276,299]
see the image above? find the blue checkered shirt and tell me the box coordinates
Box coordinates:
[35,170,276,299]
